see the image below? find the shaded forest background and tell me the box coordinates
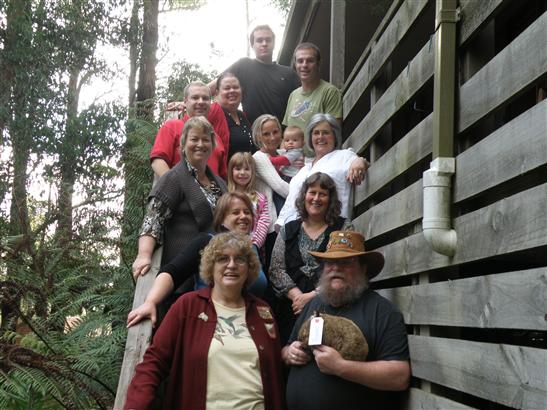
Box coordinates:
[0,0,289,408]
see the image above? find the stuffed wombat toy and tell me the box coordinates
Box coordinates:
[297,312,369,361]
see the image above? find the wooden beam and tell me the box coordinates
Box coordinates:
[355,82,547,208]
[458,11,547,133]
[454,99,547,202]
[458,0,505,46]
[113,249,161,409]
[379,267,547,330]
[329,0,345,88]
[343,32,434,154]
[299,0,321,44]
[343,0,403,92]
[355,113,432,205]
[405,387,477,410]
[344,0,429,119]
[354,179,422,241]
[374,183,547,281]
[409,336,547,409]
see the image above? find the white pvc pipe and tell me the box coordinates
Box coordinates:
[422,157,457,256]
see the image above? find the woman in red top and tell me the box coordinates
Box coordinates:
[125,232,285,410]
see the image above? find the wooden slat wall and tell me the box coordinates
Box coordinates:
[378,267,547,329]
[340,1,547,409]
[409,336,547,409]
[376,182,547,281]
[343,0,429,119]
[405,388,477,410]
[458,0,505,45]
[458,10,547,133]
[354,180,422,241]
[454,98,547,202]
[354,98,547,243]
[344,34,434,153]
[355,113,432,203]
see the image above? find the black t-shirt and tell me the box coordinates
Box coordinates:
[286,290,409,410]
[227,58,300,124]
[160,232,212,289]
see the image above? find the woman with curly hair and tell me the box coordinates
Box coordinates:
[125,232,285,410]
[270,172,352,344]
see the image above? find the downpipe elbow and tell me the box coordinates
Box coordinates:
[422,158,457,257]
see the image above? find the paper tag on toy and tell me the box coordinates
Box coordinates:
[308,316,324,346]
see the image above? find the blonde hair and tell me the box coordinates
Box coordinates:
[179,116,216,157]
[199,232,260,288]
[227,152,257,193]
[252,114,282,148]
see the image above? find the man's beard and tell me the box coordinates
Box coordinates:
[318,270,368,307]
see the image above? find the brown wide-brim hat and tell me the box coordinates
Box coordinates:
[309,230,385,279]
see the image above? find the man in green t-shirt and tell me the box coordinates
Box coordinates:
[283,42,343,133]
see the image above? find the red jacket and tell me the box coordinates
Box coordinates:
[124,287,286,410]
[149,103,229,180]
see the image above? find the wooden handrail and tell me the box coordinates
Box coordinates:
[113,246,163,409]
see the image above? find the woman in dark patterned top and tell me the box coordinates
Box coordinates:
[270,172,352,344]
[132,116,227,278]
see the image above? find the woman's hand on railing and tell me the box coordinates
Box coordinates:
[132,255,152,279]
[127,301,157,328]
[347,157,369,185]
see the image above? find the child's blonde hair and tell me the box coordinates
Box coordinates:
[227,152,257,194]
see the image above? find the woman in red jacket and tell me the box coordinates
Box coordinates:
[125,232,285,410]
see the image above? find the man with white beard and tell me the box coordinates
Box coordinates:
[282,231,410,410]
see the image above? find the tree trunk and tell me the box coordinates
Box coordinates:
[135,0,159,121]
[1,0,33,330]
[121,0,159,268]
[55,68,80,250]
[128,0,140,108]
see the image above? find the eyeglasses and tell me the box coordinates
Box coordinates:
[215,255,248,266]
[323,257,358,267]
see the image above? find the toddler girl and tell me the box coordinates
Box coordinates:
[228,152,270,249]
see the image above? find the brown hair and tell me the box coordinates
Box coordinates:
[227,152,257,193]
[293,42,321,66]
[250,25,275,45]
[213,192,255,233]
[216,72,242,96]
[295,172,341,225]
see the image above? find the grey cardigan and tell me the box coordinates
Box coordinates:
[150,160,227,265]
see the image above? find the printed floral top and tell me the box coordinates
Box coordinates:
[270,220,353,295]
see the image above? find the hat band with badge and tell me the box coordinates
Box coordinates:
[308,230,385,279]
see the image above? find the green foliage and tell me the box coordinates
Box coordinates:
[158,60,217,103]
[0,0,133,407]
[1,0,218,407]
[163,0,207,12]
[269,0,292,16]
